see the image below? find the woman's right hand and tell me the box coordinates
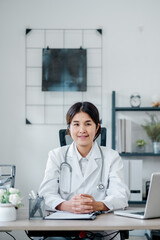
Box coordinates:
[56,194,93,214]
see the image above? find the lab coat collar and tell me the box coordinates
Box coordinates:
[67,142,83,180]
[66,141,102,191]
[89,141,102,159]
[84,141,101,179]
[74,142,94,162]
[67,141,101,159]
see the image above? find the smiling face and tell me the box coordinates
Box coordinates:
[69,111,99,155]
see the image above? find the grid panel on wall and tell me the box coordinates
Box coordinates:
[25,28,103,125]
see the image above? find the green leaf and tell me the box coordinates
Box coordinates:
[142,113,160,142]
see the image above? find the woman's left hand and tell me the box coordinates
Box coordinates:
[72,194,109,213]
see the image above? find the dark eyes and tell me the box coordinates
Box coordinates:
[73,123,79,126]
[73,123,92,126]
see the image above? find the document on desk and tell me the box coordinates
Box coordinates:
[45,211,96,220]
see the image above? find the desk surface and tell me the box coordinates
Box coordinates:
[1,208,160,231]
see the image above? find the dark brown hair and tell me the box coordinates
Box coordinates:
[66,102,101,140]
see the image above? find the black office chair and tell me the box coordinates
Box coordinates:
[59,127,107,147]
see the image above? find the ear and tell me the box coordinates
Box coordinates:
[96,123,100,132]
[67,124,71,135]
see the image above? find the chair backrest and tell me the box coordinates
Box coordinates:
[59,127,107,147]
[0,165,16,189]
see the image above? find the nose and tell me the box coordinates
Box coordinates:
[79,125,86,133]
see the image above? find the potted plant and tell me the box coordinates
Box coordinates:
[0,188,22,221]
[136,139,146,152]
[141,113,160,153]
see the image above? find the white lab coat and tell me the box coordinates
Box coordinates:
[39,141,129,211]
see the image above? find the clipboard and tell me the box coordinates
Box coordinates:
[44,211,97,220]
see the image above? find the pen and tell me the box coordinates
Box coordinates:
[29,193,33,199]
[31,190,37,199]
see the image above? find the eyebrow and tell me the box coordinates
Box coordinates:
[72,120,92,123]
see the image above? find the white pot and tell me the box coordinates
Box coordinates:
[0,203,16,222]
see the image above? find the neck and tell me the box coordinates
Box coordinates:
[76,144,93,157]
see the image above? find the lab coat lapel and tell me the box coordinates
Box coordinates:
[66,142,101,192]
[66,143,84,183]
[84,141,101,180]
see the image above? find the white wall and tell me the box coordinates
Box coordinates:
[1,0,160,238]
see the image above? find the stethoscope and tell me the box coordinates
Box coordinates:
[59,145,105,194]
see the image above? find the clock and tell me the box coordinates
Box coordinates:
[130,93,141,108]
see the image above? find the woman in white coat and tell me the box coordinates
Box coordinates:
[39,102,129,239]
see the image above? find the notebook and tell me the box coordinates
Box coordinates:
[45,211,97,220]
[114,172,160,219]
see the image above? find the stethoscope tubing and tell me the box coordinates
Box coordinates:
[60,144,105,193]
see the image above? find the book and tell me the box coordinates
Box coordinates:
[125,119,132,153]
[117,118,126,153]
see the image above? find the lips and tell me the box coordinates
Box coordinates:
[78,135,89,138]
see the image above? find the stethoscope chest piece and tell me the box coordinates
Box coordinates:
[97,183,105,192]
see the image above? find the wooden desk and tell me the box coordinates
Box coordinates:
[0,208,160,232]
